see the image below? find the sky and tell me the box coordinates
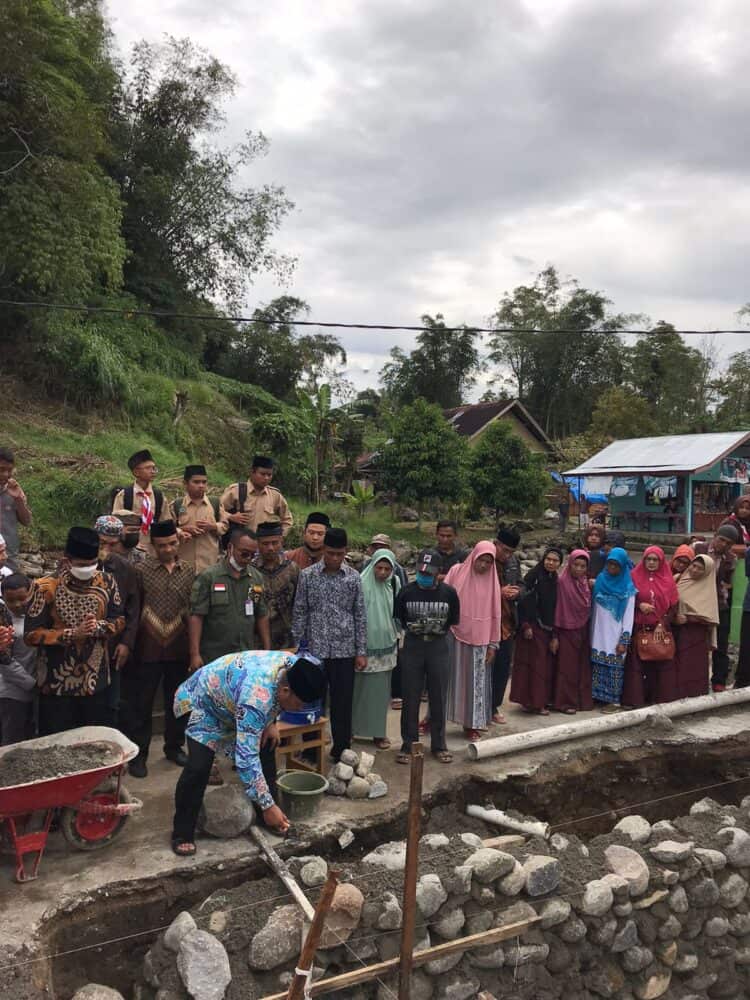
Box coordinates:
[108,0,750,396]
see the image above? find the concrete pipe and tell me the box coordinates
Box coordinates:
[466,688,750,761]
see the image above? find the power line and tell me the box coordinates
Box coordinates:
[1,297,749,336]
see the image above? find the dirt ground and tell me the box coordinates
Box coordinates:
[4,698,750,997]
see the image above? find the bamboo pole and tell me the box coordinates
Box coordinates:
[398,741,424,1000]
[250,826,316,921]
[287,870,339,1000]
[259,917,541,999]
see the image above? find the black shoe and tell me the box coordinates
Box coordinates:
[165,749,188,767]
[129,757,148,778]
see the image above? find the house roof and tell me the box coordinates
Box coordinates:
[443,399,554,451]
[565,432,750,476]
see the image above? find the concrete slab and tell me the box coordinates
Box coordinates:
[3,699,750,955]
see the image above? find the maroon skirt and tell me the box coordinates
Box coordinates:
[553,625,593,712]
[675,623,711,699]
[510,624,553,711]
[622,634,678,707]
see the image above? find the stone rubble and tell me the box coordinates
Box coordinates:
[136,796,750,1000]
[326,747,390,800]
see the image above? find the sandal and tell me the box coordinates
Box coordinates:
[374,737,391,750]
[492,712,506,724]
[172,838,196,857]
[465,729,482,743]
[396,751,411,764]
[390,698,403,710]
[561,708,576,715]
[433,750,453,764]
[418,718,431,734]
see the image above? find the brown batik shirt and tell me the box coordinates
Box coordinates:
[135,558,195,662]
[256,557,300,649]
[24,572,125,696]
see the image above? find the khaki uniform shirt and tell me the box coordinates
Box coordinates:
[168,494,229,575]
[190,560,269,663]
[219,482,293,536]
[111,484,170,555]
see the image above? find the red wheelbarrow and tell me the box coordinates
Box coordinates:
[0,726,142,882]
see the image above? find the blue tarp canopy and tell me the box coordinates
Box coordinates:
[551,471,608,504]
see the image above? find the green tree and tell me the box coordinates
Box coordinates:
[0,0,126,304]
[111,37,294,332]
[713,350,750,429]
[470,422,548,518]
[487,266,634,438]
[589,386,658,441]
[380,314,482,409]
[378,400,470,525]
[207,296,345,400]
[624,322,712,431]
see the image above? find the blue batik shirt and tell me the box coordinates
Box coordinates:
[174,649,293,810]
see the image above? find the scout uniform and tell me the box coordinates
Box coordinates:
[190,559,269,663]
[219,456,293,536]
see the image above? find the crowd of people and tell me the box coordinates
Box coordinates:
[1,445,750,855]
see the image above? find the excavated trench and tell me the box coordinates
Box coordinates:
[24,734,750,998]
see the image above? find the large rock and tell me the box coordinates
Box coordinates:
[248,904,303,970]
[416,874,447,917]
[432,907,465,940]
[720,873,748,908]
[540,898,570,929]
[435,975,480,999]
[368,780,388,799]
[717,827,750,866]
[339,748,359,767]
[581,879,614,916]
[356,751,375,777]
[177,930,231,1000]
[522,855,560,896]
[333,762,354,781]
[363,841,406,870]
[375,892,402,930]
[605,845,650,897]
[613,815,651,844]
[648,841,694,864]
[319,884,365,948]
[72,988,125,1000]
[465,848,515,884]
[346,776,370,799]
[300,857,328,887]
[497,859,525,896]
[198,785,255,838]
[164,911,197,953]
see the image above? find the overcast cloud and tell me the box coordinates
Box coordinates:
[108,0,750,394]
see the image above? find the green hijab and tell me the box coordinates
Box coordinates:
[360,548,401,655]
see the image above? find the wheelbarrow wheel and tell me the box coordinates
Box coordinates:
[60,781,133,850]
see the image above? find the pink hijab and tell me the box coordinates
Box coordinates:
[445,541,501,647]
[554,549,592,630]
[631,545,679,619]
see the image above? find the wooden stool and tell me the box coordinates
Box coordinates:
[275,717,329,776]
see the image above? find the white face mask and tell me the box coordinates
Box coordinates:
[228,555,244,572]
[70,564,98,581]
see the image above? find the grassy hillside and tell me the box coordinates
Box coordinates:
[0,376,439,552]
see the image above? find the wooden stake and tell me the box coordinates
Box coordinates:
[287,870,339,1000]
[251,826,316,920]
[398,740,424,1000]
[259,917,540,999]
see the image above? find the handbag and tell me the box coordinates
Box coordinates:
[637,621,674,662]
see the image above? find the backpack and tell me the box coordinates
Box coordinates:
[109,485,164,520]
[173,496,221,521]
